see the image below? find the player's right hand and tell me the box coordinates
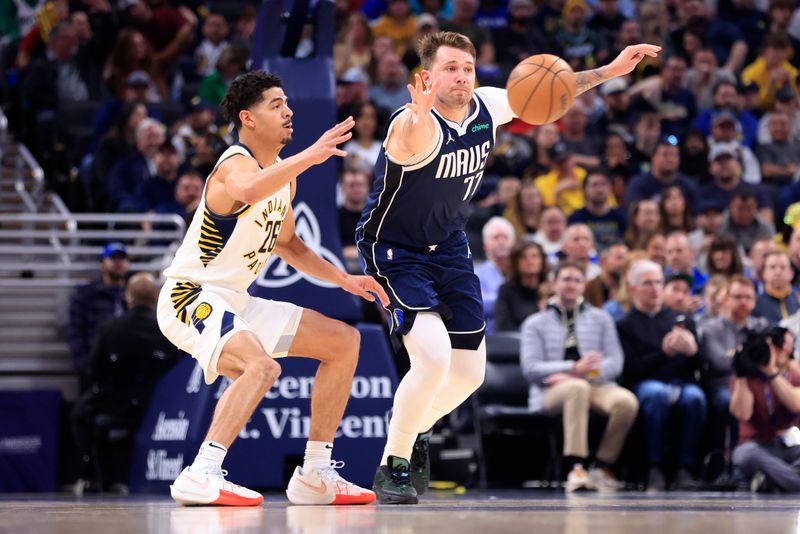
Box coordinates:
[307,116,355,164]
[405,73,442,121]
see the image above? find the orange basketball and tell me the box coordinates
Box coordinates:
[506,54,576,125]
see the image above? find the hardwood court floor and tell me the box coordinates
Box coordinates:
[1,491,799,534]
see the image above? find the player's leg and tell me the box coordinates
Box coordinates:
[171,330,280,506]
[374,311,452,504]
[280,308,376,505]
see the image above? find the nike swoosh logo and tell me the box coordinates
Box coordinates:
[183,473,211,490]
[298,478,328,494]
[208,443,226,451]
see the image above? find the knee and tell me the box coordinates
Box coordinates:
[681,385,707,410]
[561,379,592,403]
[637,381,668,407]
[245,356,281,390]
[339,324,361,364]
[733,441,759,469]
[612,389,640,418]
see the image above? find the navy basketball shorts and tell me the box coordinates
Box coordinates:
[358,232,485,350]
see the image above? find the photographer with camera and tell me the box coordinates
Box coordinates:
[730,326,800,492]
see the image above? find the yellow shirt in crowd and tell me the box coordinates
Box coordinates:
[741,58,799,109]
[534,166,617,215]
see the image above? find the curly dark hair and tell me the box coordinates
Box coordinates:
[221,71,283,128]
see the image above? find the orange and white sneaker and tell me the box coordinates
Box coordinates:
[170,466,263,506]
[286,460,376,505]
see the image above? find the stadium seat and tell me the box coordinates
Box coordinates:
[472,333,559,488]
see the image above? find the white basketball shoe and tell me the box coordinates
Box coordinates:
[286,461,376,505]
[170,466,264,506]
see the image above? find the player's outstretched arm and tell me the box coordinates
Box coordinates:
[573,44,661,96]
[273,203,390,306]
[225,117,355,205]
[385,74,443,162]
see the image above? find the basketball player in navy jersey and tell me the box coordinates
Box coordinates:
[357,31,660,503]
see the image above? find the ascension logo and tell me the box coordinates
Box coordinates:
[256,202,345,288]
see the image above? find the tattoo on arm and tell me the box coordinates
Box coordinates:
[574,67,610,96]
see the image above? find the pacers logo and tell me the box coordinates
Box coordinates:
[191,302,213,333]
[257,202,344,288]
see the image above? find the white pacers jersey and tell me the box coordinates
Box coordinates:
[163,143,291,296]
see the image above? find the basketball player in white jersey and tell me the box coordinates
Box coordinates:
[359,32,660,503]
[157,71,390,506]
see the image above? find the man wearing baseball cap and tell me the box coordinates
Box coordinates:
[66,242,130,392]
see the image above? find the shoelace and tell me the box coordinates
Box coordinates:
[318,460,350,485]
[390,463,412,486]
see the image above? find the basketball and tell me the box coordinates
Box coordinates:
[506,54,576,125]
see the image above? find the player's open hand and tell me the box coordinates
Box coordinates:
[405,73,442,122]
[307,116,355,165]
[341,275,390,306]
[607,44,661,77]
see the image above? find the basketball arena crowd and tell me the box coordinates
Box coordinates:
[9,0,800,495]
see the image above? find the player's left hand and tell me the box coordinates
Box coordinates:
[341,275,390,306]
[607,44,662,77]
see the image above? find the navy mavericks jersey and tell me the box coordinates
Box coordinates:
[357,87,515,249]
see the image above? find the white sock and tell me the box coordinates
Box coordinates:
[303,441,333,471]
[191,440,227,474]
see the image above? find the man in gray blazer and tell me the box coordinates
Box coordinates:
[521,259,638,492]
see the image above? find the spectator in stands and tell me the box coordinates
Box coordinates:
[700,144,772,220]
[559,224,601,280]
[701,276,767,459]
[521,260,638,492]
[684,48,736,112]
[336,68,371,121]
[588,0,627,48]
[678,130,711,186]
[559,100,602,169]
[476,217,515,332]
[89,102,148,212]
[136,140,183,212]
[401,13,439,75]
[730,326,800,492]
[505,179,544,241]
[693,80,758,149]
[171,98,218,163]
[668,0,747,73]
[371,0,417,56]
[596,79,634,139]
[754,251,799,322]
[555,0,608,71]
[71,272,179,493]
[708,111,762,185]
[199,45,248,106]
[631,56,697,139]
[534,206,568,260]
[624,137,700,214]
[660,185,693,234]
[641,231,667,267]
[585,242,628,307]
[369,52,409,115]
[758,85,800,145]
[568,169,627,251]
[66,242,129,391]
[187,132,225,178]
[758,110,800,196]
[230,4,257,55]
[195,12,229,77]
[742,33,799,111]
[335,12,373,78]
[662,272,694,314]
[606,19,641,67]
[602,251,646,320]
[492,0,556,73]
[748,237,778,294]
[441,0,495,70]
[617,259,705,491]
[154,169,203,226]
[523,123,560,178]
[107,117,165,212]
[602,133,637,200]
[623,199,661,250]
[627,112,662,173]
[665,231,706,293]
[535,141,589,216]
[697,274,729,325]
[338,170,371,271]
[21,21,102,171]
[688,198,724,270]
[342,102,383,173]
[706,234,745,279]
[494,240,548,332]
[719,188,775,254]
[104,29,157,100]
[785,227,800,286]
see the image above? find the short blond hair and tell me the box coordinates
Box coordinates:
[417,31,476,70]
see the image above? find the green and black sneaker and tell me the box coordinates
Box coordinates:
[410,429,431,495]
[372,455,419,504]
